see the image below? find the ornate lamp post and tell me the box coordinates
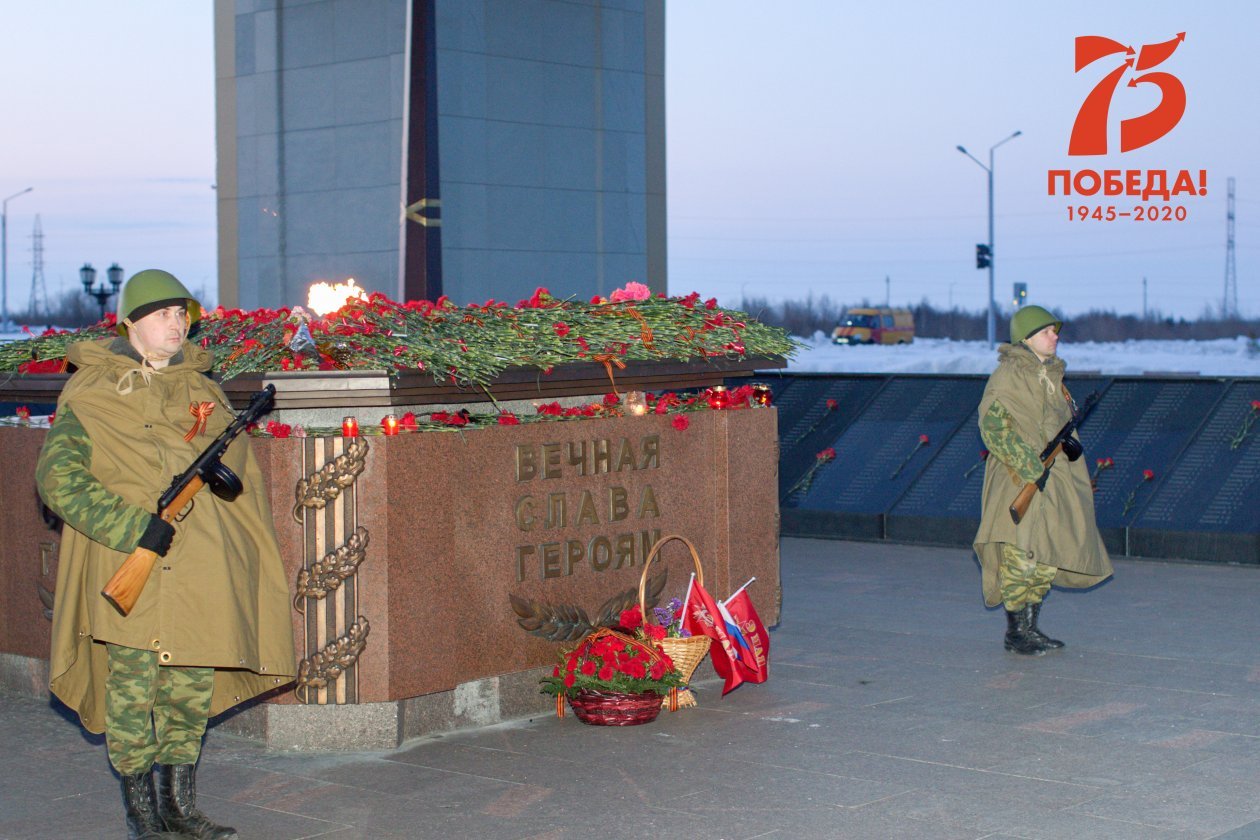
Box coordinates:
[81,262,125,323]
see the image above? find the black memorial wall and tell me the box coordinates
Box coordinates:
[746,372,1260,565]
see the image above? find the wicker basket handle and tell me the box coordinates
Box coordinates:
[638,534,705,619]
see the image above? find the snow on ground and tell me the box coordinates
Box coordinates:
[786,334,1260,377]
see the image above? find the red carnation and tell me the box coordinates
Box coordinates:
[17,358,65,374]
[498,412,520,426]
[554,322,570,337]
[580,660,597,676]
[619,606,643,630]
[643,623,666,641]
[672,415,690,431]
[266,420,292,439]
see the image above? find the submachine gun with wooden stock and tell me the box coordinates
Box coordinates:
[101,384,277,616]
[1008,390,1100,525]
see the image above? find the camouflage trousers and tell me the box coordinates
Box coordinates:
[105,643,214,776]
[999,543,1058,611]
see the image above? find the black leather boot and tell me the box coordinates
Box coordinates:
[1028,602,1064,649]
[121,770,174,840]
[155,763,238,839]
[1004,606,1048,656]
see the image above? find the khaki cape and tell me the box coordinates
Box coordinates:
[973,343,1112,607]
[42,338,295,733]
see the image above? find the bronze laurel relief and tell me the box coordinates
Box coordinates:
[295,617,371,704]
[292,436,369,522]
[294,435,371,705]
[509,569,667,641]
[37,582,54,621]
[294,526,370,611]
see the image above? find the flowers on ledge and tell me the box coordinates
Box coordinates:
[0,285,797,388]
[0,406,53,428]
[246,384,766,438]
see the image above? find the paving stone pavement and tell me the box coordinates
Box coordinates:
[4,538,1260,840]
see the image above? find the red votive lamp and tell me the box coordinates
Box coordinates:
[382,414,399,435]
[342,416,360,437]
[751,383,772,406]
[706,385,729,410]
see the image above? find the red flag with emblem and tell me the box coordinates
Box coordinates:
[680,577,743,695]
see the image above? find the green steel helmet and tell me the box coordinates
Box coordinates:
[1009,304,1062,344]
[116,269,202,334]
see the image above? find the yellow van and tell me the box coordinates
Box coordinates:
[831,308,915,345]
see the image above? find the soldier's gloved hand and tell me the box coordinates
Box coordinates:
[137,515,176,557]
[1061,436,1083,462]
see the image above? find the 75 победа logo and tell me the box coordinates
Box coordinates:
[1051,32,1206,223]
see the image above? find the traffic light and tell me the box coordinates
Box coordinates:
[1012,282,1027,308]
[976,243,991,269]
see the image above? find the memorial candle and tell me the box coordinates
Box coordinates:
[342,416,360,437]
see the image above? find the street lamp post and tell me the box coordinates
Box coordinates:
[2,187,34,331]
[956,131,1021,348]
[81,263,125,323]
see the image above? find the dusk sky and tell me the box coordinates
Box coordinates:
[2,1,1257,321]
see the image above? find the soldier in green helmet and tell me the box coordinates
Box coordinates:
[973,304,1113,655]
[36,270,295,839]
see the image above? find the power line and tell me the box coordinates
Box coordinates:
[28,215,48,321]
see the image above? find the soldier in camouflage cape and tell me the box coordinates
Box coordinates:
[973,306,1112,656]
[36,270,295,840]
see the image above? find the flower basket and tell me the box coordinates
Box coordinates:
[541,626,682,722]
[567,688,663,726]
[639,535,712,709]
